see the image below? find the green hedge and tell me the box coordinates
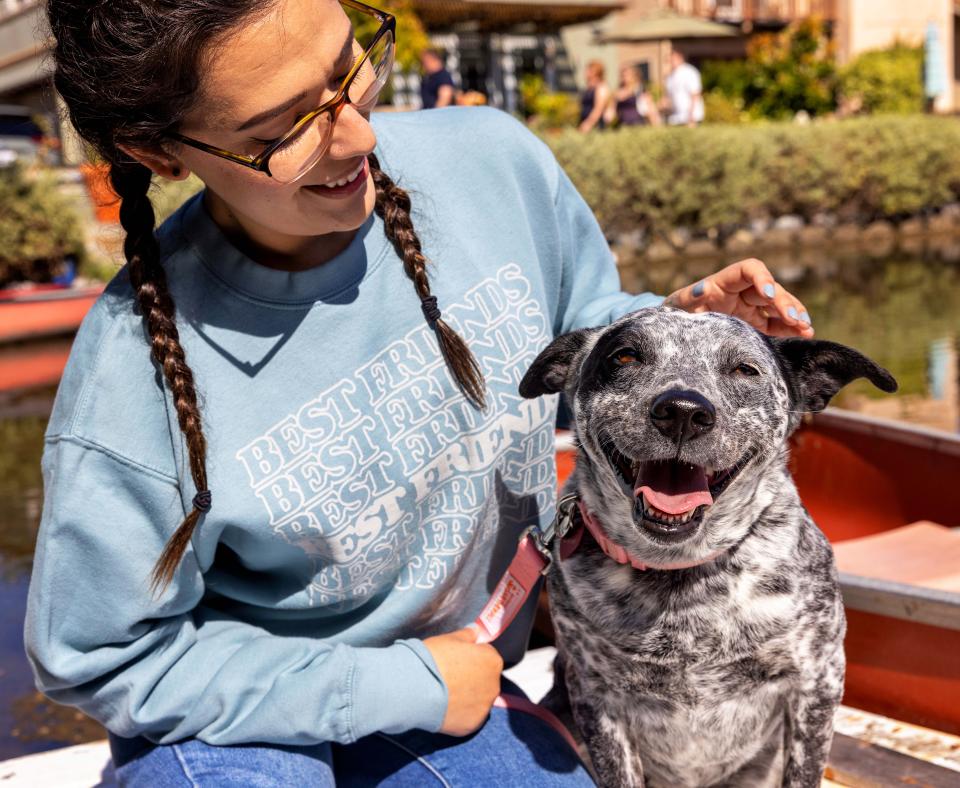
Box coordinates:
[546,115,960,238]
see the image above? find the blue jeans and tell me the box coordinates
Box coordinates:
[108,680,594,787]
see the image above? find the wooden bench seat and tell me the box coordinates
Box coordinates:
[832,521,960,632]
[833,521,960,592]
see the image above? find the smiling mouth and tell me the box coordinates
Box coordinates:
[600,435,754,542]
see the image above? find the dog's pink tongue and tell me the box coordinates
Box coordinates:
[636,461,713,515]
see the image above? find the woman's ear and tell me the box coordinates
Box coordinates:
[117,144,191,181]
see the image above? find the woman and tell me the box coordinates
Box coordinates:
[24,0,812,784]
[613,64,660,127]
[578,60,612,133]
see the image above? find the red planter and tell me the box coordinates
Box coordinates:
[80,162,121,224]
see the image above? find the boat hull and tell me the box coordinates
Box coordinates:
[0,286,104,394]
[0,285,104,345]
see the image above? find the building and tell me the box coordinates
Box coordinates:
[563,0,959,111]
[0,1,51,122]
[836,0,956,112]
[402,0,624,111]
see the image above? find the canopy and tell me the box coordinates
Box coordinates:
[412,0,625,31]
[597,9,739,43]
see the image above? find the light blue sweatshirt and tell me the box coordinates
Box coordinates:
[24,107,662,746]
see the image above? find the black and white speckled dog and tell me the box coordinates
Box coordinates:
[518,307,897,788]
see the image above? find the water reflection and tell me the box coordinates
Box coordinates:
[624,253,960,432]
[789,256,960,432]
[0,392,108,759]
[0,253,958,758]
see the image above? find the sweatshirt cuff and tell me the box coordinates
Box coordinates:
[349,639,448,741]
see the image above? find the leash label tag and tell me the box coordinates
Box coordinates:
[478,574,525,635]
[472,535,547,643]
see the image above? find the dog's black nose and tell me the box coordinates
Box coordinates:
[649,389,716,442]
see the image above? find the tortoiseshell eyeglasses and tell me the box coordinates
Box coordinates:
[168,0,395,184]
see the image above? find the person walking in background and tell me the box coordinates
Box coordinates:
[613,64,660,127]
[578,60,611,133]
[419,48,456,109]
[664,50,704,127]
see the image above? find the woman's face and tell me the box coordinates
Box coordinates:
[173,0,377,249]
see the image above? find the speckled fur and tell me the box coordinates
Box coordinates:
[519,308,897,788]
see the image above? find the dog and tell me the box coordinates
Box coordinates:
[518,307,897,788]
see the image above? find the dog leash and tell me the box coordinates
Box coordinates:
[466,494,581,753]
[469,493,580,644]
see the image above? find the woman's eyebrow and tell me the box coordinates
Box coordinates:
[234,29,355,133]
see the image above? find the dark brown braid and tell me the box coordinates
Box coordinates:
[369,153,486,409]
[109,163,210,595]
[44,0,268,595]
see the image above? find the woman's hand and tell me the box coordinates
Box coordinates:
[663,258,814,338]
[423,627,503,736]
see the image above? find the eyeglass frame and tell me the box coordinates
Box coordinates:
[166,0,395,180]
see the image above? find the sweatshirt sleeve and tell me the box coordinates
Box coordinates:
[551,164,664,335]
[24,436,448,746]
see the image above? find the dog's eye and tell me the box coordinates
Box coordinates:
[611,348,640,366]
[733,363,761,377]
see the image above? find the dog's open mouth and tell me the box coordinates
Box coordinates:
[601,437,754,542]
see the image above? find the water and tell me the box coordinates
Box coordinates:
[1,253,958,760]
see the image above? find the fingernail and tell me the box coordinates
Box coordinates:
[763,284,775,299]
[692,280,705,298]
[800,311,811,324]
[788,306,798,320]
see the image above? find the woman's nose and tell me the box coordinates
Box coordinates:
[327,103,376,160]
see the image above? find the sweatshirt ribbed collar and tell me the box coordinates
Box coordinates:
[173,191,391,305]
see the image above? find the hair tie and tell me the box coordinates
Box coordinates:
[193,490,212,513]
[421,295,442,325]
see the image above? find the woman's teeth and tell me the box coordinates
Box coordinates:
[321,161,364,188]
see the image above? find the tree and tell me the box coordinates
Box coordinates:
[347,0,429,73]
[703,17,837,120]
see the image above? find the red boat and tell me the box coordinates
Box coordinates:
[0,284,104,393]
[555,410,960,737]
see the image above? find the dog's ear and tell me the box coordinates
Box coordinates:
[772,338,898,413]
[519,328,599,398]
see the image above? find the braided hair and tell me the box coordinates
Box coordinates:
[369,153,485,408]
[47,0,485,595]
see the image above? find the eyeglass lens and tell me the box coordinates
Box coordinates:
[269,29,395,184]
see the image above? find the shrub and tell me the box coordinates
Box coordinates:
[703,91,746,124]
[839,43,924,115]
[520,74,580,131]
[545,116,960,238]
[0,164,87,287]
[702,18,837,120]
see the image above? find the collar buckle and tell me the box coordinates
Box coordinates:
[521,494,581,575]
